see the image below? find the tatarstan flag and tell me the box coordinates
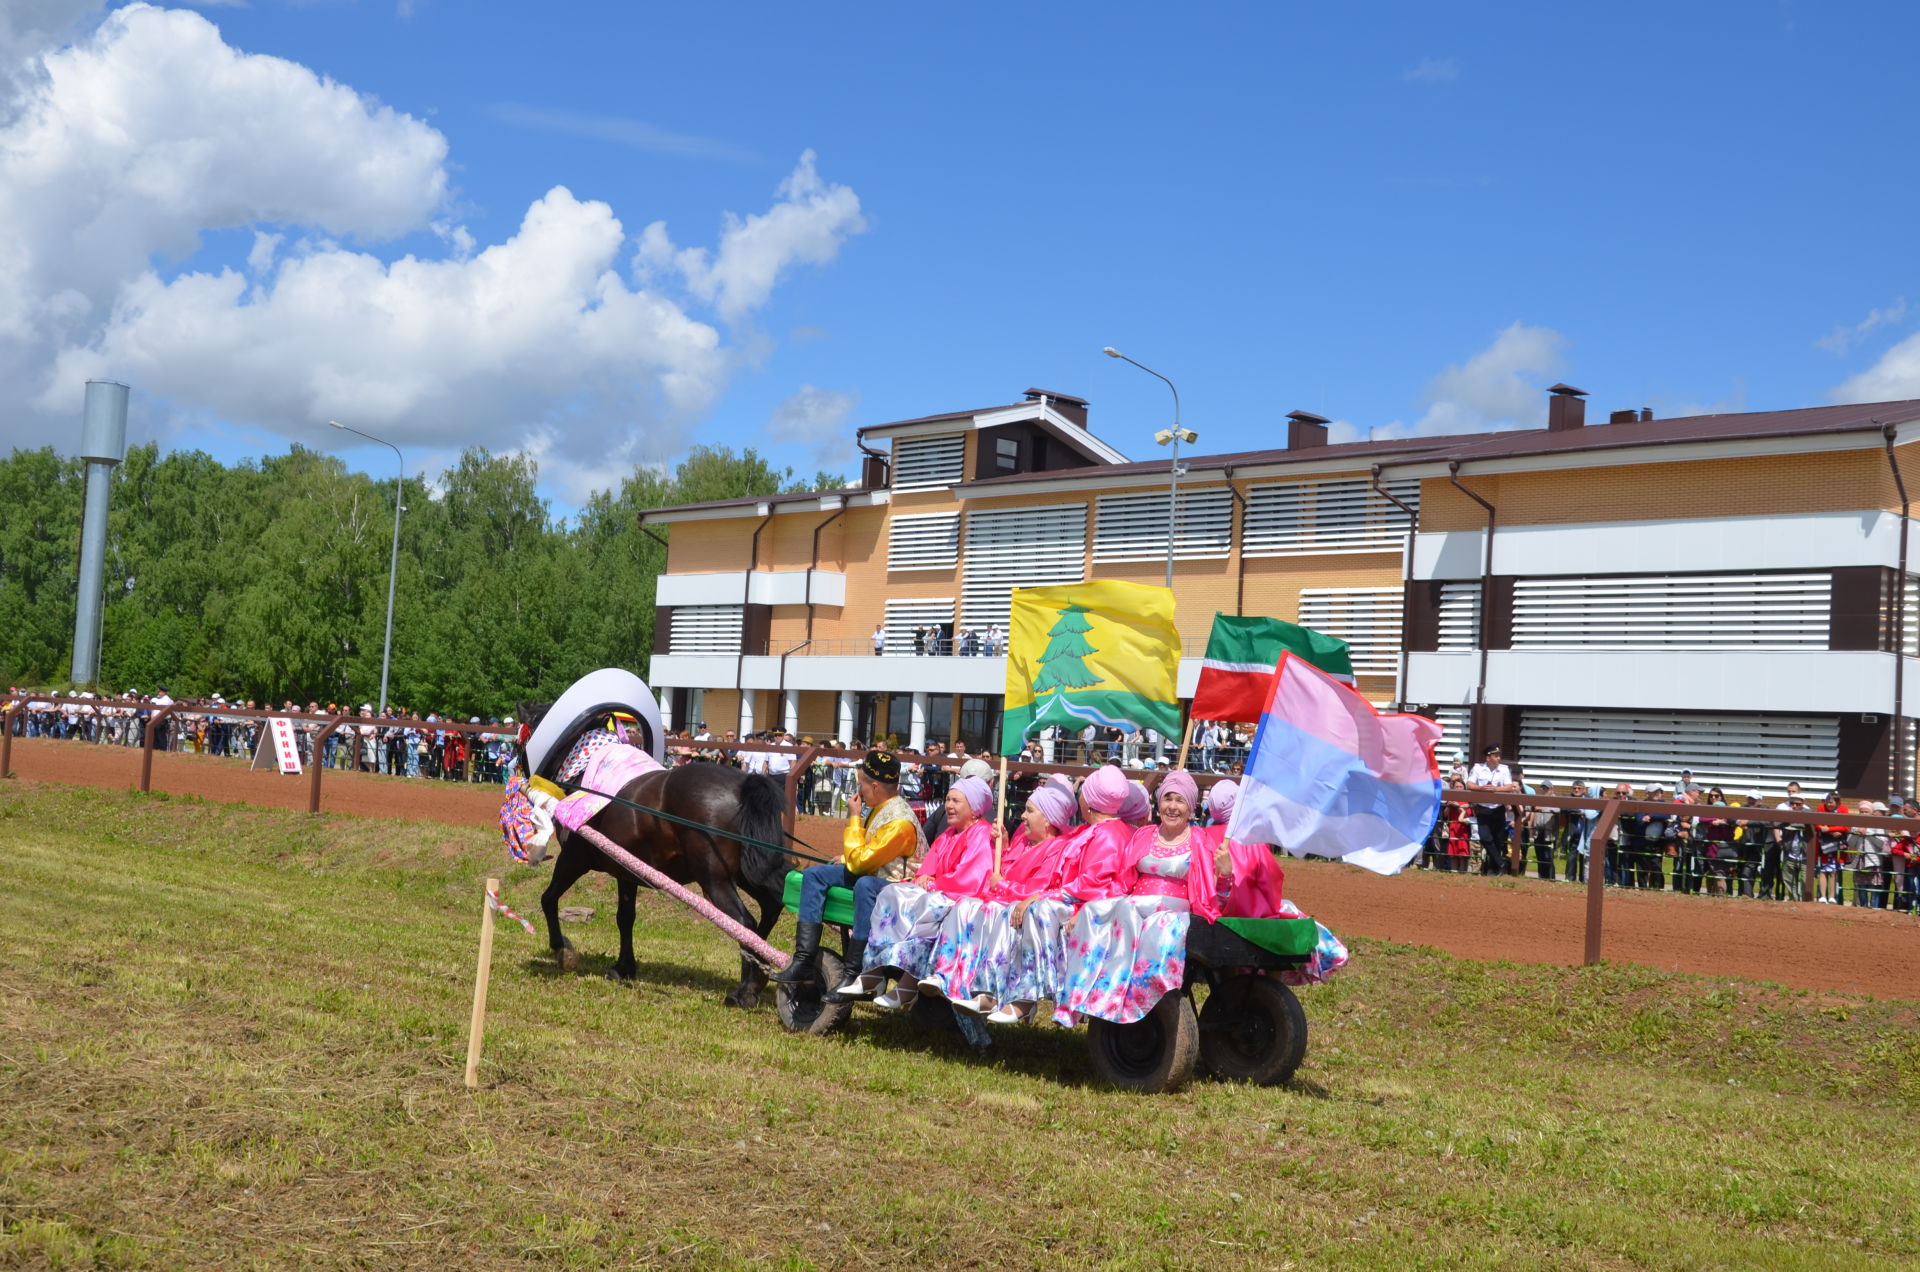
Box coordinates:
[1189,614,1354,724]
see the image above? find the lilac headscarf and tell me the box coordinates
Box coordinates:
[951,775,994,819]
[1024,783,1076,831]
[1082,764,1130,815]
[1157,770,1199,813]
[1119,780,1152,825]
[1045,772,1076,797]
[1207,779,1239,825]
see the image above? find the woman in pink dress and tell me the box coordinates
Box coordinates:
[920,780,1083,1011]
[1058,770,1227,1026]
[858,775,997,1009]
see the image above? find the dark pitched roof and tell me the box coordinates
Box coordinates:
[1422,398,1920,466]
[957,431,1499,490]
[856,402,1030,433]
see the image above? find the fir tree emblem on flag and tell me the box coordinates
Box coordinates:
[1001,582,1181,753]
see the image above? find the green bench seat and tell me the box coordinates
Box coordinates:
[783,870,1318,960]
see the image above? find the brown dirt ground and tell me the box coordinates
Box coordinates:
[10,735,1918,1000]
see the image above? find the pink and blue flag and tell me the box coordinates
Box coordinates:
[1224,653,1443,875]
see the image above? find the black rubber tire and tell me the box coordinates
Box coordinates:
[1197,975,1308,1087]
[1085,994,1200,1094]
[775,948,852,1036]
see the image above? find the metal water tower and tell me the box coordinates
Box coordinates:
[71,380,129,685]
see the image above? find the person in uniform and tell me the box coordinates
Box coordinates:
[771,749,926,993]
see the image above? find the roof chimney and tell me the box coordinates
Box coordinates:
[1546,383,1587,432]
[1286,409,1330,449]
[1608,409,1636,424]
[1639,407,1654,423]
[1025,387,1089,428]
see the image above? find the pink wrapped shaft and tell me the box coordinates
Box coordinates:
[574,824,790,970]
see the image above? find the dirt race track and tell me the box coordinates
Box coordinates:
[9,735,1917,1001]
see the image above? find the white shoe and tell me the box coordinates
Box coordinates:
[916,976,948,998]
[987,1002,1031,1025]
[873,987,917,1010]
[950,993,992,1016]
[833,977,872,998]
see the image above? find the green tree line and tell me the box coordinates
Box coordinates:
[0,442,838,716]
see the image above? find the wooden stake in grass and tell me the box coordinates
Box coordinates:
[463,876,499,1090]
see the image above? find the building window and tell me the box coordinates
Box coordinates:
[892,434,966,490]
[1437,581,1481,650]
[995,437,1021,472]
[962,503,1087,629]
[1092,488,1233,562]
[883,598,955,656]
[958,695,1003,754]
[886,512,960,571]
[669,605,744,655]
[1510,572,1830,650]
[1518,709,1838,800]
[1242,476,1418,557]
[1297,587,1402,676]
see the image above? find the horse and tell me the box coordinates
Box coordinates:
[519,707,794,1008]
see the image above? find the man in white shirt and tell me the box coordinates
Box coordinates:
[1466,743,1518,876]
[872,626,886,656]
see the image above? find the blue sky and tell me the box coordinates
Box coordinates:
[5,1,1919,510]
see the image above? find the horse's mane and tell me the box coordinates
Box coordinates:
[517,700,552,733]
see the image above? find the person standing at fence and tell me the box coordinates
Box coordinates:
[1741,793,1776,900]
[1849,802,1888,909]
[1895,798,1920,913]
[1815,791,1849,903]
[1467,744,1516,876]
[1777,787,1809,901]
[1523,777,1558,880]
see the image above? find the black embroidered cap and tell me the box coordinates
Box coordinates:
[861,749,900,784]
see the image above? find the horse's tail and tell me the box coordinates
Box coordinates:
[733,772,793,894]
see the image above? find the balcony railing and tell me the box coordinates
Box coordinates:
[715,636,1221,658]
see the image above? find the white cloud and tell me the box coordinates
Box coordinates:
[489,102,756,163]
[0,5,866,480]
[1816,297,1909,355]
[1833,330,1920,404]
[640,149,867,325]
[1328,323,1566,443]
[767,384,858,465]
[1404,56,1460,85]
[1414,322,1566,433]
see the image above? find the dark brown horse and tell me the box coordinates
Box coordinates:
[524,725,792,1008]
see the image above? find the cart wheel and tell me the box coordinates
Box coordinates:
[775,948,852,1036]
[1086,994,1199,1094]
[1198,975,1307,1086]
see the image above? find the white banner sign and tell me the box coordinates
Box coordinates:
[251,716,304,775]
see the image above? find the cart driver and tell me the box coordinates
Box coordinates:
[771,748,926,996]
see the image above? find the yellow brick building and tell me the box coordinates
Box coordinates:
[642,383,1920,799]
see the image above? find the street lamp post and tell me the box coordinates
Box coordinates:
[328,420,404,716]
[1103,347,1197,589]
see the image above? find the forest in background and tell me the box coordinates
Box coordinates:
[0,442,839,716]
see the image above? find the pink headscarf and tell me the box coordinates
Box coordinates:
[1119,780,1152,825]
[1045,772,1076,797]
[951,775,994,818]
[1207,779,1239,825]
[1024,783,1076,831]
[1157,770,1199,813]
[1082,764,1130,815]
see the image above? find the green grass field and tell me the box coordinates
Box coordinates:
[2,784,1917,1271]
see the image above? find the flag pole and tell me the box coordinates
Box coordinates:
[993,754,1009,879]
[464,876,500,1089]
[1172,701,1193,773]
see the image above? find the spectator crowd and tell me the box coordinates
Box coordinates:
[1434,743,1919,913]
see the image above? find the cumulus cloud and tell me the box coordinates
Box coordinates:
[767,384,858,465]
[1404,56,1460,84]
[638,150,866,325]
[1328,323,1566,444]
[0,4,866,473]
[1833,331,1920,404]
[1817,297,1909,355]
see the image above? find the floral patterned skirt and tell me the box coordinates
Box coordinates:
[1058,895,1190,1026]
[921,897,991,1000]
[1270,898,1350,986]
[858,883,957,990]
